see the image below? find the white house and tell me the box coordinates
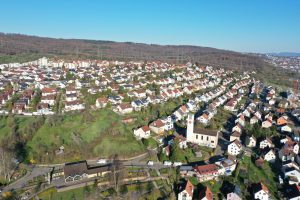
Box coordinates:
[227,192,241,200]
[253,183,269,200]
[64,100,85,111]
[117,103,133,114]
[227,140,243,156]
[177,180,194,200]
[259,138,274,149]
[133,126,151,139]
[281,125,292,133]
[263,149,276,163]
[246,135,257,148]
[261,119,272,128]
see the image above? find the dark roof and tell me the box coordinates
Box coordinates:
[64,160,88,177]
[286,184,300,199]
[87,165,110,175]
[194,127,218,137]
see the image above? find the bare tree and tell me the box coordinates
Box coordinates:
[109,154,124,196]
[0,147,15,182]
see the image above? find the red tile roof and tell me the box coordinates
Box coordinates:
[199,187,213,200]
[194,164,219,175]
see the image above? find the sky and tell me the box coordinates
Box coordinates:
[1,0,300,53]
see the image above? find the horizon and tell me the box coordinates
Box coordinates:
[2,32,300,56]
[1,0,300,53]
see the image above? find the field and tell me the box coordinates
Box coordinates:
[38,186,96,200]
[235,156,279,199]
[0,109,145,163]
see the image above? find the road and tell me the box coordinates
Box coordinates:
[2,147,161,193]
[3,166,52,192]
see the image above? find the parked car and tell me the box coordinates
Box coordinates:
[97,159,107,164]
[173,162,182,167]
[147,161,154,166]
[163,161,172,166]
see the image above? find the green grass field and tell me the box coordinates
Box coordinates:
[236,156,279,199]
[0,109,145,163]
[38,186,96,200]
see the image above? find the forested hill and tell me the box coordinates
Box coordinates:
[0,32,265,70]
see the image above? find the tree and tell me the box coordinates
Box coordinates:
[170,141,181,162]
[0,147,15,182]
[120,184,128,195]
[118,86,126,94]
[109,154,124,195]
[146,181,153,192]
[135,181,143,194]
[133,75,138,82]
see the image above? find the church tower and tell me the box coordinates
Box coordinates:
[186,113,194,142]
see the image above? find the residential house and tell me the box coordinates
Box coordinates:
[279,139,299,162]
[262,148,276,163]
[246,135,257,148]
[262,119,272,128]
[227,192,241,200]
[284,168,300,185]
[41,95,56,106]
[64,100,85,111]
[194,164,219,182]
[42,87,57,96]
[281,125,292,133]
[117,103,133,114]
[259,138,274,149]
[178,180,194,200]
[149,119,165,134]
[230,131,241,142]
[133,126,151,139]
[277,116,289,126]
[199,186,213,200]
[252,183,269,200]
[96,97,108,108]
[227,140,243,156]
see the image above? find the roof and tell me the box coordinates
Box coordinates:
[199,187,213,200]
[119,103,132,110]
[150,119,164,128]
[252,182,269,194]
[141,125,150,132]
[179,180,194,197]
[194,164,219,175]
[42,87,57,93]
[231,131,241,138]
[64,160,88,178]
[231,140,242,149]
[87,165,110,175]
[194,128,218,137]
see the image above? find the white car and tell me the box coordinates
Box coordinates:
[147,161,154,166]
[97,159,107,164]
[173,162,182,167]
[163,161,172,166]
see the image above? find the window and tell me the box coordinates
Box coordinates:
[196,135,198,139]
[211,141,214,143]
[201,135,203,140]
[207,136,209,141]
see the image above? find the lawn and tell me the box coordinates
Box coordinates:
[38,186,96,200]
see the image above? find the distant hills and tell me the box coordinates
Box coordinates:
[0,33,266,71]
[268,52,300,57]
[0,32,297,89]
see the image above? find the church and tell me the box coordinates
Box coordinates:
[186,113,219,148]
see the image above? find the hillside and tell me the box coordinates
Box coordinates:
[0,33,264,69]
[0,33,296,88]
